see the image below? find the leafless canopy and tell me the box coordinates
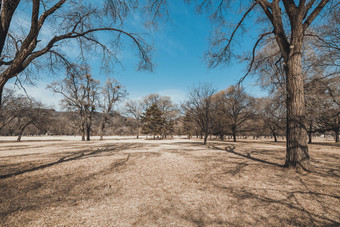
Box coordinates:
[199,0,334,81]
[0,0,167,105]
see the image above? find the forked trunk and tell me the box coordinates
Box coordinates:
[284,43,310,171]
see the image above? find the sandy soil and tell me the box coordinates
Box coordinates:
[0,137,339,226]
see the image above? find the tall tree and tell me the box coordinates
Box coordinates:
[222,86,255,142]
[48,67,99,141]
[258,96,286,142]
[182,83,216,145]
[98,78,127,140]
[201,0,332,170]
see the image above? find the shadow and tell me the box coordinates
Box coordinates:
[309,142,340,148]
[212,144,284,168]
[0,144,133,179]
[0,153,132,218]
[213,183,340,226]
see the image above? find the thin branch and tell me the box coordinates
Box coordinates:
[209,3,257,67]
[21,27,151,75]
[238,31,273,84]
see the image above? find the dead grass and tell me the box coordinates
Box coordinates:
[0,137,339,226]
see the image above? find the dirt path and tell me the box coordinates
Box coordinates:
[0,139,339,226]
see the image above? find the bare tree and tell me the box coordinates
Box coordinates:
[200,0,332,170]
[0,0,167,107]
[98,78,127,140]
[221,86,255,142]
[125,100,144,139]
[310,77,340,143]
[182,83,216,145]
[0,89,50,140]
[47,66,99,141]
[258,95,286,142]
[14,98,50,142]
[0,88,18,131]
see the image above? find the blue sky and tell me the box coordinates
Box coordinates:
[9,1,267,110]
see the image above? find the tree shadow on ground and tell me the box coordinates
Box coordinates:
[0,151,137,219]
[212,144,284,168]
[0,143,136,179]
[212,183,340,226]
[187,143,340,226]
[310,142,340,147]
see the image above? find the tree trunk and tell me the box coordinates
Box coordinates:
[308,123,313,144]
[16,121,32,142]
[99,119,106,140]
[284,41,310,171]
[0,84,3,108]
[203,133,208,145]
[335,129,339,143]
[0,0,21,55]
[86,125,91,141]
[17,133,23,142]
[81,128,85,141]
[137,126,140,139]
[233,131,237,142]
[273,130,278,143]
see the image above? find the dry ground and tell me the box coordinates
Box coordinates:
[0,136,339,226]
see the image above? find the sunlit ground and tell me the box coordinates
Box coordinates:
[0,136,339,226]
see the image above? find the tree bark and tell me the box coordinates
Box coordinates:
[308,124,313,144]
[272,130,278,143]
[0,84,3,108]
[86,125,91,141]
[203,133,208,145]
[16,121,32,142]
[81,127,85,141]
[284,39,311,170]
[0,0,21,55]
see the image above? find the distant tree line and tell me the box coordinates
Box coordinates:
[180,81,339,145]
[1,76,338,143]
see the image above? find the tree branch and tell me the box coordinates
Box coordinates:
[238,31,273,84]
[209,3,257,67]
[18,27,151,77]
[303,0,330,31]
